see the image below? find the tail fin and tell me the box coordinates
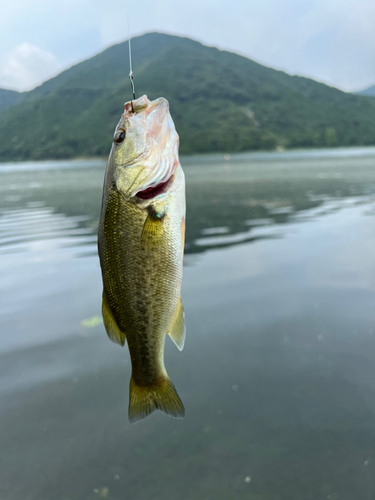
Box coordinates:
[129,376,185,423]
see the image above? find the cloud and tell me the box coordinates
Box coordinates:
[95,0,375,91]
[1,0,375,91]
[0,43,61,91]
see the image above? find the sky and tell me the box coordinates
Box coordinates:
[1,0,375,93]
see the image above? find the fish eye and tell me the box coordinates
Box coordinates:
[114,129,126,144]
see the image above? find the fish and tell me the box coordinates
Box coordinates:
[97,95,186,423]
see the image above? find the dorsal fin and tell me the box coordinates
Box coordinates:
[167,298,186,351]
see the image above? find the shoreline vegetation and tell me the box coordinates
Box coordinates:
[1,32,375,162]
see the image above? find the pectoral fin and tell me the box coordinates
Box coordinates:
[141,207,165,251]
[102,293,126,346]
[168,298,186,351]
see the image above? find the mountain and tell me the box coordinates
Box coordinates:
[355,85,375,97]
[0,89,22,112]
[1,32,375,161]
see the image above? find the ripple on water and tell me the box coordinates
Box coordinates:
[0,206,97,259]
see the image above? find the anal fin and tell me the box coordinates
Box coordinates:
[168,298,186,351]
[102,293,126,346]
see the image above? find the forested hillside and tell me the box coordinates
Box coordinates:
[1,32,375,160]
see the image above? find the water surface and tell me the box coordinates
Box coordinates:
[1,148,375,500]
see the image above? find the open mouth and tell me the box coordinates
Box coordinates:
[135,174,174,200]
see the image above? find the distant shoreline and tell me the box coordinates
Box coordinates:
[2,145,375,166]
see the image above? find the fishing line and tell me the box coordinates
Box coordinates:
[127,5,136,105]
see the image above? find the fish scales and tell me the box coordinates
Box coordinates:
[102,184,183,384]
[98,95,186,422]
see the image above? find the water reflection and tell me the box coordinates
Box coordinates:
[1,151,375,259]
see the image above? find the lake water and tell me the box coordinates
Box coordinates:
[1,148,375,500]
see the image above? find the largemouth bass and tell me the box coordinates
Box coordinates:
[98,95,186,423]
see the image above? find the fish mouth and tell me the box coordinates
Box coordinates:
[135,173,174,200]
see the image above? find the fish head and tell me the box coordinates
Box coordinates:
[109,95,181,204]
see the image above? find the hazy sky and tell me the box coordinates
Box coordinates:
[1,0,375,93]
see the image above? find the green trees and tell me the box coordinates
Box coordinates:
[325,128,337,146]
